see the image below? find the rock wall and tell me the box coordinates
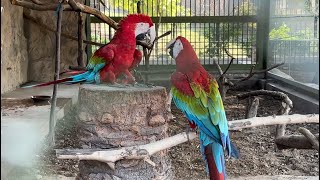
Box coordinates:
[24,0,87,82]
[1,0,28,94]
[1,0,86,94]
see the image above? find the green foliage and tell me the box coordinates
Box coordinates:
[269,23,314,40]
[234,0,257,15]
[269,23,297,40]
[203,0,257,58]
[109,0,190,16]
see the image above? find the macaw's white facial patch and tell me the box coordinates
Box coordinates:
[149,25,156,43]
[172,39,183,59]
[135,23,150,38]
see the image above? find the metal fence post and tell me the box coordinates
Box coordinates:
[256,0,271,71]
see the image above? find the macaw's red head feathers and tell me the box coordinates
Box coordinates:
[118,14,156,43]
[166,36,199,69]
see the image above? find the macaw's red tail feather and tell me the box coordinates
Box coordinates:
[205,145,225,180]
[60,70,86,75]
[21,78,73,88]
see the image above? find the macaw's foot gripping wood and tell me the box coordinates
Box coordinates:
[75,84,173,180]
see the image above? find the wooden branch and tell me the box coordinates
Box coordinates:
[237,62,284,82]
[48,5,63,146]
[137,1,142,14]
[245,97,259,119]
[11,0,118,29]
[228,114,319,130]
[213,59,223,76]
[155,31,171,41]
[98,0,106,7]
[56,114,319,165]
[275,103,291,138]
[237,90,293,139]
[221,48,235,76]
[23,12,105,47]
[237,90,293,109]
[56,132,198,165]
[68,1,118,29]
[15,0,157,50]
[30,0,44,5]
[68,0,81,11]
[77,12,85,67]
[275,134,319,150]
[298,127,319,151]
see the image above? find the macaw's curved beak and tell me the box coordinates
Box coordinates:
[136,25,156,45]
[166,39,175,59]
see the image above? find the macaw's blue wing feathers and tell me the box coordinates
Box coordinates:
[171,78,239,180]
[21,62,106,88]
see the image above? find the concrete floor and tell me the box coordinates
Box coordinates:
[1,84,79,179]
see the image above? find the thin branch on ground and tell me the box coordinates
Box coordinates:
[298,127,319,151]
[237,62,284,82]
[236,90,293,109]
[237,89,293,138]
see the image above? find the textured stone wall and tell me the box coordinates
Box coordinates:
[1,0,86,94]
[24,0,87,82]
[1,0,28,94]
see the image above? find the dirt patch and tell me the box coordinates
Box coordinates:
[35,89,319,179]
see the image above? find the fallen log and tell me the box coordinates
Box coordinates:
[298,127,319,151]
[275,134,319,150]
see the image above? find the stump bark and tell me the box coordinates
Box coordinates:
[75,85,173,180]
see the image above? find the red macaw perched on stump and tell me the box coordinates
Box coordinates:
[167,36,239,180]
[23,14,156,88]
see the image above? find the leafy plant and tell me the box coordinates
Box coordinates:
[203,0,257,58]
[269,23,297,40]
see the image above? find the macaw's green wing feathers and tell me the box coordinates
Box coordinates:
[87,44,115,71]
[170,72,222,143]
[171,72,234,157]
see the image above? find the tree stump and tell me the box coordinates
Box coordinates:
[75,85,173,180]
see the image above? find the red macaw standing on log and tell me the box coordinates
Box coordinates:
[23,14,156,88]
[167,36,239,180]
